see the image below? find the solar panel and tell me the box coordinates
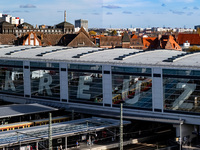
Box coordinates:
[162,51,197,62]
[4,47,39,56]
[36,47,69,57]
[114,49,156,60]
[72,48,106,58]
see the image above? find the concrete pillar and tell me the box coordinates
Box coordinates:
[102,65,112,107]
[36,141,38,150]
[60,63,68,102]
[65,136,68,150]
[173,124,196,144]
[23,61,31,97]
[152,67,163,112]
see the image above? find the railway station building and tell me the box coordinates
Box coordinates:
[0,45,199,142]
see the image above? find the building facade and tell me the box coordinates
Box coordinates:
[0,46,199,140]
[75,19,88,32]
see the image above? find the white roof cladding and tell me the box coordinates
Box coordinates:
[0,45,199,69]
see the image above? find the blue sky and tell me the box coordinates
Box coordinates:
[0,0,199,28]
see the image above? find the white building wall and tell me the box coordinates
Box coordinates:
[15,19,19,25]
[30,40,34,46]
[20,19,24,24]
[35,39,39,46]
[10,17,15,24]
[5,16,10,23]
[25,39,28,45]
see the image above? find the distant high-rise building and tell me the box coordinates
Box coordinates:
[195,25,200,30]
[75,19,88,32]
[19,19,24,24]
[10,17,16,24]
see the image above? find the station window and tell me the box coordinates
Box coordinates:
[30,62,60,100]
[0,60,24,96]
[68,64,103,105]
[163,69,200,114]
[112,66,152,110]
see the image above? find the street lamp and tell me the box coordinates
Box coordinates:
[119,101,125,150]
[179,118,183,150]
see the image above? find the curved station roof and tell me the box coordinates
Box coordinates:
[0,45,200,69]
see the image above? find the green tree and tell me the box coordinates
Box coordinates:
[89,31,97,35]
[189,45,200,52]
[197,28,200,35]
[111,30,117,36]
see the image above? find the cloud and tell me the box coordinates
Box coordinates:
[170,10,185,15]
[183,7,188,9]
[164,0,194,3]
[161,3,166,7]
[123,11,132,14]
[153,12,164,14]
[92,13,100,15]
[3,10,11,13]
[187,12,193,16]
[193,6,199,10]
[20,4,36,8]
[102,5,121,9]
[12,10,22,13]
[106,12,112,15]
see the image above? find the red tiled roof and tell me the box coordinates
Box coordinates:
[177,34,200,45]
[165,35,182,51]
[0,34,16,45]
[131,34,138,39]
[143,37,158,49]
[68,32,96,47]
[100,36,122,47]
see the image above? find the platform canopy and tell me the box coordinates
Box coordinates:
[0,103,57,119]
[0,117,130,147]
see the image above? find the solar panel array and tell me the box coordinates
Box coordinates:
[72,48,107,58]
[5,47,38,55]
[114,49,156,60]
[162,51,196,62]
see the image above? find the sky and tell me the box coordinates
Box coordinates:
[0,0,199,29]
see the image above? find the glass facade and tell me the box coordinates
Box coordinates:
[163,69,200,113]
[68,64,103,104]
[0,60,23,95]
[2,58,200,116]
[112,66,152,109]
[30,62,60,100]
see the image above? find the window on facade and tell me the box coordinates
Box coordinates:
[68,64,103,104]
[112,66,152,109]
[0,60,24,96]
[163,69,200,113]
[30,62,60,100]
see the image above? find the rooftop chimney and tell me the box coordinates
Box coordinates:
[64,10,66,22]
